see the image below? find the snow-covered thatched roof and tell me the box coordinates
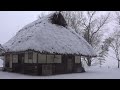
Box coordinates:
[3,12,96,57]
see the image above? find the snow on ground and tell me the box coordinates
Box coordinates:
[0,59,3,67]
[0,47,119,79]
[0,66,120,79]
[0,52,119,79]
[0,57,120,79]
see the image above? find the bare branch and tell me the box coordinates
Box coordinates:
[90,13,110,40]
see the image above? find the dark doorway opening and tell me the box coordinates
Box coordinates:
[17,53,24,73]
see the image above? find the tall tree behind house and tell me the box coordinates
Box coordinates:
[106,11,120,68]
[108,30,120,68]
[62,11,110,66]
[0,44,5,56]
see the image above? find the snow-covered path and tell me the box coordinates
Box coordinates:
[0,66,120,79]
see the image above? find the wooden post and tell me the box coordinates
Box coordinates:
[46,54,47,63]
[37,53,38,75]
[53,54,55,74]
[11,54,13,71]
[80,56,82,67]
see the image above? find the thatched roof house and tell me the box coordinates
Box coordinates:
[3,12,96,75]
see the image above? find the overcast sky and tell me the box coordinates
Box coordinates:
[0,11,115,45]
[0,11,50,44]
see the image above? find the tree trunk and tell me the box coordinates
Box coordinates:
[87,57,91,66]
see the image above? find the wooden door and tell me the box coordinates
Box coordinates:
[62,55,74,73]
[67,58,73,72]
[42,64,52,75]
[18,53,24,72]
[38,65,42,75]
[5,54,10,68]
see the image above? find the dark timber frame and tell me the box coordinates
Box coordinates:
[3,50,85,76]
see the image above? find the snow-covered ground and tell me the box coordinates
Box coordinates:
[0,59,3,67]
[0,66,120,79]
[1,55,120,79]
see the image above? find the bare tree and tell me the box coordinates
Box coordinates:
[97,37,113,67]
[108,29,120,68]
[0,44,5,56]
[106,11,120,68]
[62,11,84,34]
[62,11,110,66]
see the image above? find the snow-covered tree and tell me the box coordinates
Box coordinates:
[106,11,120,68]
[62,11,110,66]
[98,38,113,67]
[0,44,5,56]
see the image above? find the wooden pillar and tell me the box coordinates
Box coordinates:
[46,54,47,63]
[10,54,12,69]
[37,53,38,75]
[11,54,13,71]
[21,53,25,74]
[53,54,55,74]
[3,54,6,71]
[80,56,82,67]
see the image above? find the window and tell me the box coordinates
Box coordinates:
[28,52,33,63]
[13,54,18,63]
[28,52,33,59]
[33,52,37,63]
[54,55,61,63]
[38,54,46,63]
[38,54,62,63]
[24,52,37,63]
[47,55,54,63]
[75,56,81,63]
[6,54,10,61]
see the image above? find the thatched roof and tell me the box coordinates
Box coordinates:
[3,12,96,57]
[50,12,67,27]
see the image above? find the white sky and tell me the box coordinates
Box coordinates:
[0,11,50,44]
[0,11,115,45]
